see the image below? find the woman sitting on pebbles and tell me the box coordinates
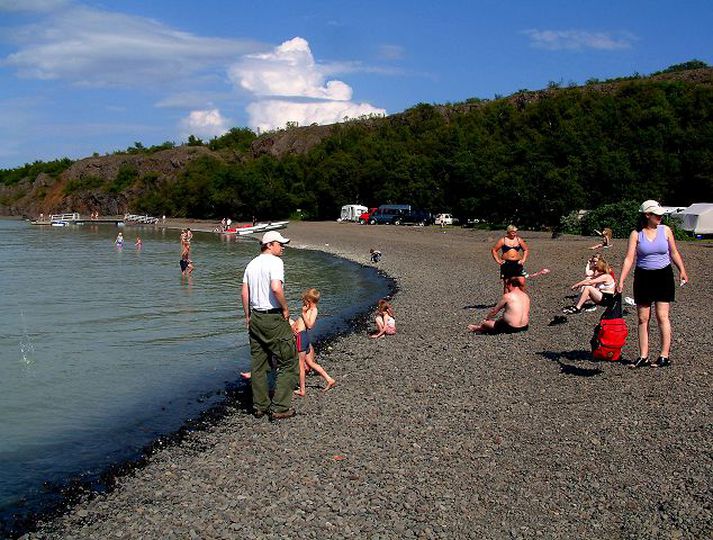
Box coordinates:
[491,225,529,291]
[370,299,396,338]
[562,257,616,314]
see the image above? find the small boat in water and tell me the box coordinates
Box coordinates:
[51,221,68,227]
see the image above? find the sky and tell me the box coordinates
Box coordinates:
[1,0,712,169]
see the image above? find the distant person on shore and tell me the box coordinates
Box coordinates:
[370,299,396,338]
[589,227,613,250]
[241,230,298,420]
[562,257,616,314]
[115,232,124,247]
[468,276,530,334]
[370,249,382,263]
[491,225,529,291]
[293,288,335,396]
[618,200,689,368]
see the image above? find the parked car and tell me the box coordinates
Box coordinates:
[434,213,458,226]
[358,207,379,224]
[369,207,408,224]
[396,209,434,226]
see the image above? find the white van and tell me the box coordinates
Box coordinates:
[340,204,368,222]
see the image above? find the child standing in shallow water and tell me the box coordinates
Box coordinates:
[370,299,396,338]
[293,288,335,396]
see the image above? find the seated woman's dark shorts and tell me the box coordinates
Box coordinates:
[491,319,529,335]
[634,264,675,305]
[500,260,526,279]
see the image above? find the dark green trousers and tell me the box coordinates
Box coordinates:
[248,311,298,414]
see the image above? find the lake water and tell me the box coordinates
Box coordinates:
[0,219,389,533]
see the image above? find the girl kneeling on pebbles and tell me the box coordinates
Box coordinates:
[370,299,396,338]
[618,200,689,368]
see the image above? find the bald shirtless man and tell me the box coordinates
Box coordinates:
[468,276,530,334]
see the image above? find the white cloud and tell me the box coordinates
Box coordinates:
[247,100,385,133]
[180,108,230,139]
[229,37,352,100]
[231,37,386,132]
[523,29,636,51]
[1,3,265,86]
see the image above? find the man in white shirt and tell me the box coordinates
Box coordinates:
[241,231,298,420]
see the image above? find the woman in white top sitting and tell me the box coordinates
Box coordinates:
[563,258,616,314]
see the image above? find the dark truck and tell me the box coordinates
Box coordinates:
[368,204,411,224]
[395,209,434,226]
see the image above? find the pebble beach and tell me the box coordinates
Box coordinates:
[23,221,712,539]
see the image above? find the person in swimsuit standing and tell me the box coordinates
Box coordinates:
[292,288,335,396]
[618,200,689,368]
[491,225,529,291]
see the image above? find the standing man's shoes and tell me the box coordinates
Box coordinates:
[253,409,268,418]
[269,408,296,421]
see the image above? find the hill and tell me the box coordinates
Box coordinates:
[1,63,712,227]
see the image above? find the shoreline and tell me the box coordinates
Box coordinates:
[2,219,397,539]
[15,221,713,539]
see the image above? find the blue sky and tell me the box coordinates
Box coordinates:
[1,0,711,169]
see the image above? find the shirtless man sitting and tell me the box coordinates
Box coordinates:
[468,276,530,334]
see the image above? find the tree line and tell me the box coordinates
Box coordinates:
[3,64,712,229]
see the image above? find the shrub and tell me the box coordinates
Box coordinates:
[579,200,640,238]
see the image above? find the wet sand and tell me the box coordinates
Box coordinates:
[25,221,712,539]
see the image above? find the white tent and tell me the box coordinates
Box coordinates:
[674,203,713,235]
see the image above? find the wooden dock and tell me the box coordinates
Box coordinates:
[31,213,161,226]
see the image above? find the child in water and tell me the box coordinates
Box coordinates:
[115,232,124,246]
[370,299,396,338]
[293,288,335,396]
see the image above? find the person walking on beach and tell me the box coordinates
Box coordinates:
[293,288,335,396]
[491,225,529,291]
[370,299,396,338]
[468,276,530,334]
[241,230,299,420]
[617,200,689,368]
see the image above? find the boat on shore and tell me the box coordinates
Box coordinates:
[223,221,289,236]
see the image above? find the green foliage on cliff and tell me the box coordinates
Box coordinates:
[136,73,713,222]
[4,64,713,227]
[0,158,73,186]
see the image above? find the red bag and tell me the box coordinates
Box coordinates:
[591,318,628,361]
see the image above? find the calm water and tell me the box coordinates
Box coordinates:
[0,219,389,530]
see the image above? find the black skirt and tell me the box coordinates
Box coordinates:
[633,265,675,305]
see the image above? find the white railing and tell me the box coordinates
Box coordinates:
[123,214,159,224]
[49,212,80,222]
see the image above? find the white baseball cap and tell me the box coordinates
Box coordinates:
[639,200,665,215]
[261,230,290,244]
